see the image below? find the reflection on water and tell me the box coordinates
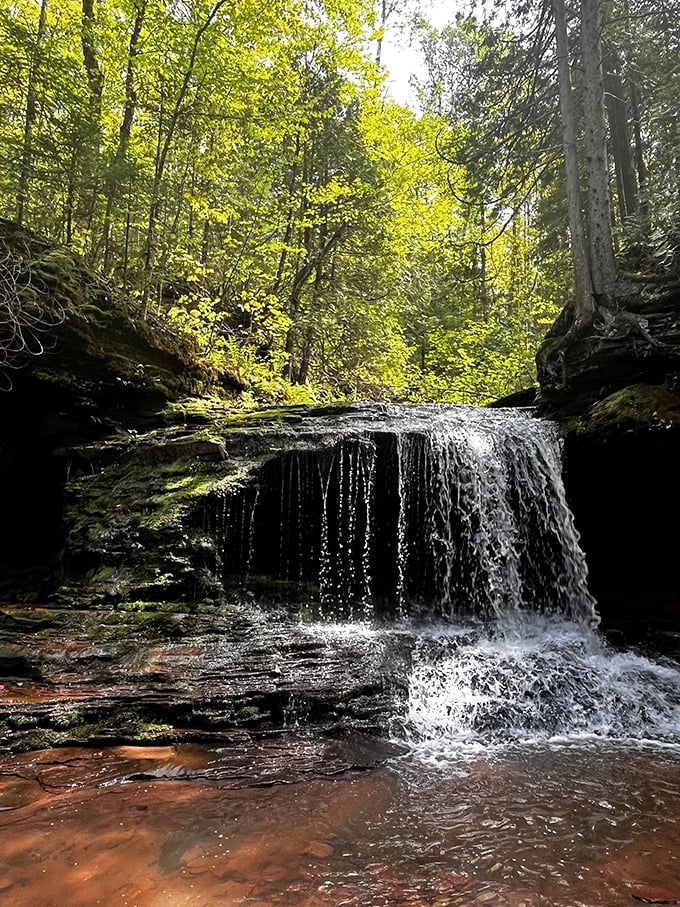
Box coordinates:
[1,736,679,906]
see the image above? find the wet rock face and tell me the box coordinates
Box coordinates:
[0,603,409,752]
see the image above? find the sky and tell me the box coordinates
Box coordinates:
[379,1,454,107]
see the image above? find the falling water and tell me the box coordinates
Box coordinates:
[399,617,680,749]
[217,403,680,748]
[218,404,596,624]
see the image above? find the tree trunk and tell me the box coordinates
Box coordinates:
[580,0,618,303]
[103,0,146,272]
[603,46,638,225]
[550,0,595,322]
[16,0,48,226]
[143,0,229,305]
[272,133,302,296]
[283,324,298,383]
[80,0,104,247]
[375,0,387,65]
[296,257,324,385]
[628,68,649,227]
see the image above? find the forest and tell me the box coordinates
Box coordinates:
[1,0,678,405]
[2,4,680,900]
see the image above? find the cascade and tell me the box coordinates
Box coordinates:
[216,404,680,746]
[400,618,680,747]
[218,404,596,624]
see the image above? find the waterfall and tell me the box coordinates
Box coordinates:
[218,404,596,625]
[216,404,680,746]
[400,618,680,747]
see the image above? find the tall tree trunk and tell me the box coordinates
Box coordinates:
[375,0,387,65]
[283,224,344,382]
[123,187,133,289]
[620,0,648,230]
[581,0,618,304]
[80,0,104,248]
[550,0,595,323]
[143,0,229,305]
[477,201,489,318]
[296,257,324,385]
[627,68,649,227]
[16,0,48,226]
[603,46,638,226]
[103,0,147,272]
[283,322,298,383]
[272,133,302,296]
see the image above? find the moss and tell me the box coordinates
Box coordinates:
[126,610,187,638]
[0,609,58,634]
[575,383,680,438]
[189,707,235,728]
[64,718,174,744]
[163,395,234,426]
[3,728,63,753]
[67,434,229,543]
[226,575,319,608]
[164,396,308,430]
[132,721,174,742]
[118,600,187,614]
[59,394,288,608]
[2,715,178,751]
[233,705,266,724]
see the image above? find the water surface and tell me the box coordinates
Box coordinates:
[1,734,680,906]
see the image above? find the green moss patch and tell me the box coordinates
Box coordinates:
[576,383,680,437]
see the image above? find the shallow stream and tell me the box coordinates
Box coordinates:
[2,615,680,906]
[1,730,679,906]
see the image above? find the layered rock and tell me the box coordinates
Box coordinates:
[537,287,680,413]
[0,602,406,752]
[0,219,241,601]
[536,287,680,645]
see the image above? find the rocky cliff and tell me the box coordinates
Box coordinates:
[536,288,680,649]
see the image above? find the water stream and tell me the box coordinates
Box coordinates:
[220,405,597,623]
[2,404,679,905]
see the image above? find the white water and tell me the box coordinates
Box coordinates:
[381,406,596,622]
[220,403,680,750]
[399,616,680,751]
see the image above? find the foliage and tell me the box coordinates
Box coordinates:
[7,0,665,404]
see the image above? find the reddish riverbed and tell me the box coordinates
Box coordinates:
[1,736,679,906]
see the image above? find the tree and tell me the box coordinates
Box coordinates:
[550,0,594,322]
[7,0,675,405]
[579,0,618,305]
[411,13,565,395]
[16,0,48,227]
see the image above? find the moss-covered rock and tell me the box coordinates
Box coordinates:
[573,383,680,438]
[536,287,680,416]
[53,409,279,608]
